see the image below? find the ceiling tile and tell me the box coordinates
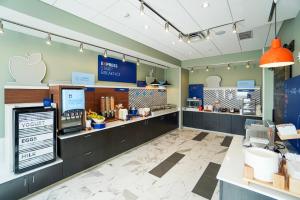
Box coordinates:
[211,25,241,55]
[76,0,120,13]
[178,0,233,30]
[38,0,300,60]
[54,0,98,20]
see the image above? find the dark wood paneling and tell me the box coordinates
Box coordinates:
[5,89,49,104]
[87,88,129,113]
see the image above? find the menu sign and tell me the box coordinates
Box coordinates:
[98,55,137,83]
[14,108,56,173]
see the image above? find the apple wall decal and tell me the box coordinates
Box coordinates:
[9,53,47,84]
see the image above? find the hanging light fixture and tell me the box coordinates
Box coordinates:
[232,23,237,33]
[165,21,170,32]
[136,58,140,66]
[150,67,160,86]
[245,61,250,69]
[206,66,209,72]
[79,42,84,53]
[0,20,4,34]
[190,67,194,73]
[162,68,171,86]
[46,33,52,45]
[178,32,183,42]
[206,29,210,40]
[140,1,145,15]
[122,54,126,62]
[103,49,108,58]
[227,64,231,70]
[260,1,294,68]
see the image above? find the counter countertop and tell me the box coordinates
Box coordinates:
[59,108,179,140]
[182,107,262,118]
[217,136,298,200]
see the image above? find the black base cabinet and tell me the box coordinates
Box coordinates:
[183,111,262,135]
[0,113,179,200]
[0,162,62,200]
[60,112,179,178]
[0,177,28,200]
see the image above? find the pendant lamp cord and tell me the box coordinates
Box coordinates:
[274,1,277,38]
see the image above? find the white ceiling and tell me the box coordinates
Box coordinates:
[38,0,300,60]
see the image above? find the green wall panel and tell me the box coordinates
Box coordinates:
[0,29,165,138]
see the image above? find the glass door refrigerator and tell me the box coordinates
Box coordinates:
[13,107,56,173]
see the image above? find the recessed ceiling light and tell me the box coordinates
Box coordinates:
[201,2,209,8]
[144,25,149,30]
[172,41,175,45]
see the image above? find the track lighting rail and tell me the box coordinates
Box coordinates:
[0,18,169,69]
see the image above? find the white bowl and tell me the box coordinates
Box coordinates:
[245,147,279,182]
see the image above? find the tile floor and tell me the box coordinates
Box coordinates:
[24,128,231,200]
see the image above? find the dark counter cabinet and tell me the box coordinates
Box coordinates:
[183,111,261,135]
[0,162,63,200]
[59,112,179,178]
[0,112,179,200]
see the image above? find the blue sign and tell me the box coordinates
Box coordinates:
[98,55,137,83]
[284,75,300,153]
[189,84,204,99]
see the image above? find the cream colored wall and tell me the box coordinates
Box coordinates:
[166,68,180,106]
[189,65,262,87]
[181,69,189,106]
[0,29,165,137]
[278,11,300,77]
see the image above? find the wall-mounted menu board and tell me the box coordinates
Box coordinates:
[98,55,137,83]
[14,107,56,173]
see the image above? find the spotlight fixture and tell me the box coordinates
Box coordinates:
[201,2,210,8]
[122,54,126,62]
[227,64,231,70]
[206,66,209,72]
[0,20,4,34]
[46,33,52,45]
[140,1,145,15]
[136,58,140,66]
[206,29,210,40]
[165,22,170,32]
[187,35,191,44]
[79,42,84,53]
[232,23,237,33]
[246,62,250,69]
[178,32,183,42]
[103,49,108,58]
[190,67,194,73]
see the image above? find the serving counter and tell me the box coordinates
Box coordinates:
[217,136,298,200]
[182,108,262,135]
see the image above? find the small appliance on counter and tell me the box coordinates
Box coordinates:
[242,98,256,115]
[118,109,128,121]
[243,119,275,148]
[186,98,202,108]
[138,108,151,117]
[203,105,213,112]
[50,85,85,135]
[100,96,116,119]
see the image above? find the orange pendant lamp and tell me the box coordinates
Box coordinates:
[259,1,294,68]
